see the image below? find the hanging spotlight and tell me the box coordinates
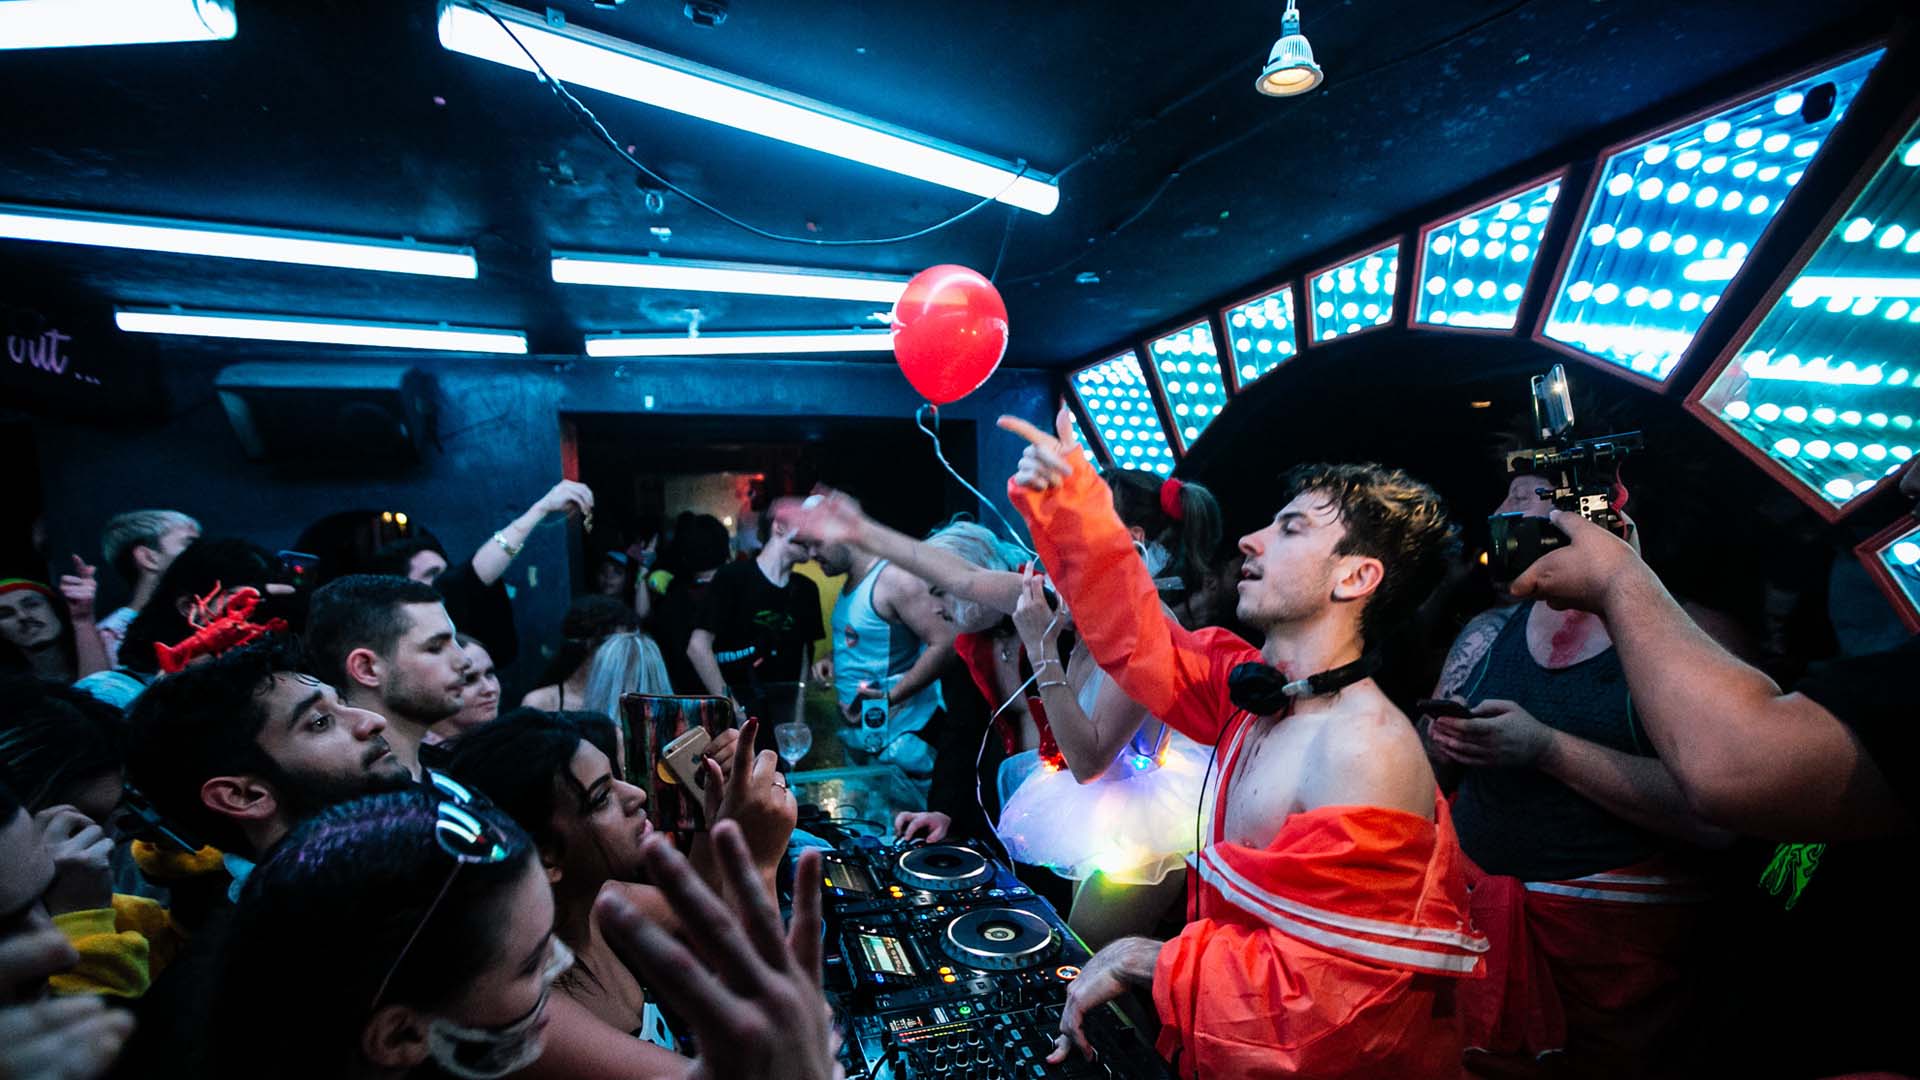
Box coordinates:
[1256,0,1324,98]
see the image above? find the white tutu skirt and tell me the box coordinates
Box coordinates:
[996,729,1212,886]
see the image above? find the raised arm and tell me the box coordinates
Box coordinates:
[469,480,595,586]
[1001,409,1250,746]
[1013,570,1149,782]
[1512,509,1909,838]
[781,492,1025,614]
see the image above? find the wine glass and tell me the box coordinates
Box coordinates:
[774,720,813,769]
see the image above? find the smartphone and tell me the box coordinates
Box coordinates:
[1415,698,1477,720]
[661,727,714,794]
[621,694,738,833]
[276,549,321,589]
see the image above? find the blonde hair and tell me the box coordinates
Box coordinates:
[580,631,672,723]
[101,509,199,585]
[924,520,1022,571]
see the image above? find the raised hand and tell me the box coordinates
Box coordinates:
[996,404,1081,492]
[597,823,842,1080]
[1011,568,1062,658]
[1508,509,1645,614]
[703,719,797,877]
[532,480,595,522]
[57,556,97,625]
[775,489,868,550]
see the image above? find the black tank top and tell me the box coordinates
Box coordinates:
[1449,603,1664,881]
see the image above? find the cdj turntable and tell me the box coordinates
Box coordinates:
[815,837,1172,1080]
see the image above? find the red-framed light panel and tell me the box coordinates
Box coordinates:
[1535,47,1888,392]
[1142,317,1228,453]
[1686,105,1920,521]
[1307,239,1402,344]
[1414,170,1568,334]
[1220,281,1301,391]
[1855,503,1920,634]
[1068,349,1176,475]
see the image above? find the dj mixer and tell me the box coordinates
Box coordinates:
[816,835,1173,1080]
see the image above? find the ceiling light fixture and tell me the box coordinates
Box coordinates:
[584,329,894,358]
[0,0,235,50]
[1256,0,1324,98]
[552,253,908,302]
[0,204,478,278]
[438,1,1059,215]
[115,309,529,354]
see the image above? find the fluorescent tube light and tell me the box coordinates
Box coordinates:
[1786,276,1920,301]
[553,254,908,302]
[584,329,894,358]
[0,0,236,50]
[438,1,1058,215]
[0,204,478,278]
[116,309,528,354]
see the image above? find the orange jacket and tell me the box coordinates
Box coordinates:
[1010,455,1486,1078]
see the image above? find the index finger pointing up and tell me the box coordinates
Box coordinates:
[997,415,1054,447]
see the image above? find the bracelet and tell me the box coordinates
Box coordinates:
[491,532,523,558]
[1033,657,1064,669]
[1036,679,1070,691]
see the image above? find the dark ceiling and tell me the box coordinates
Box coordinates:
[0,0,1908,368]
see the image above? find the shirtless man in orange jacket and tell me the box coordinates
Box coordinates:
[1003,408,1486,1079]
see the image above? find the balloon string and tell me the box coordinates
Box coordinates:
[914,404,1037,557]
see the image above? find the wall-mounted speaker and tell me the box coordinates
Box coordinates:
[214,363,434,461]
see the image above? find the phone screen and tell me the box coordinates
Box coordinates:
[620,695,737,832]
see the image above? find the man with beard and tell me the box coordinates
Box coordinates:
[124,637,414,876]
[811,524,955,777]
[117,637,419,1078]
[304,575,471,778]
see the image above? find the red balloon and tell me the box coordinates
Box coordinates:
[891,264,1009,405]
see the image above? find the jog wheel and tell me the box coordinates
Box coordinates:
[941,907,1058,972]
[894,844,991,892]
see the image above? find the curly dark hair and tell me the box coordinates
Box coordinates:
[1277,463,1459,645]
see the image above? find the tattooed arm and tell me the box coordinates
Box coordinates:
[1418,606,1513,789]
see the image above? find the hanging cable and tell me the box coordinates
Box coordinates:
[472,1,1030,247]
[913,404,1036,557]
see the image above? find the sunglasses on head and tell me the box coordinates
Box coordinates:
[368,771,514,1012]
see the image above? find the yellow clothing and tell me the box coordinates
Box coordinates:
[791,560,846,659]
[49,895,183,998]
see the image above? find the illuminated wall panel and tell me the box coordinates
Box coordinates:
[1061,406,1101,463]
[1694,115,1920,516]
[1545,50,1884,383]
[1223,285,1299,387]
[1857,510,1920,633]
[1309,242,1399,343]
[1069,350,1175,475]
[1145,319,1226,452]
[1416,175,1563,330]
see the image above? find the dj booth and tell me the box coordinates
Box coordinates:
[809,830,1174,1080]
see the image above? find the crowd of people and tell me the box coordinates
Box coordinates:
[1,404,1914,1080]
